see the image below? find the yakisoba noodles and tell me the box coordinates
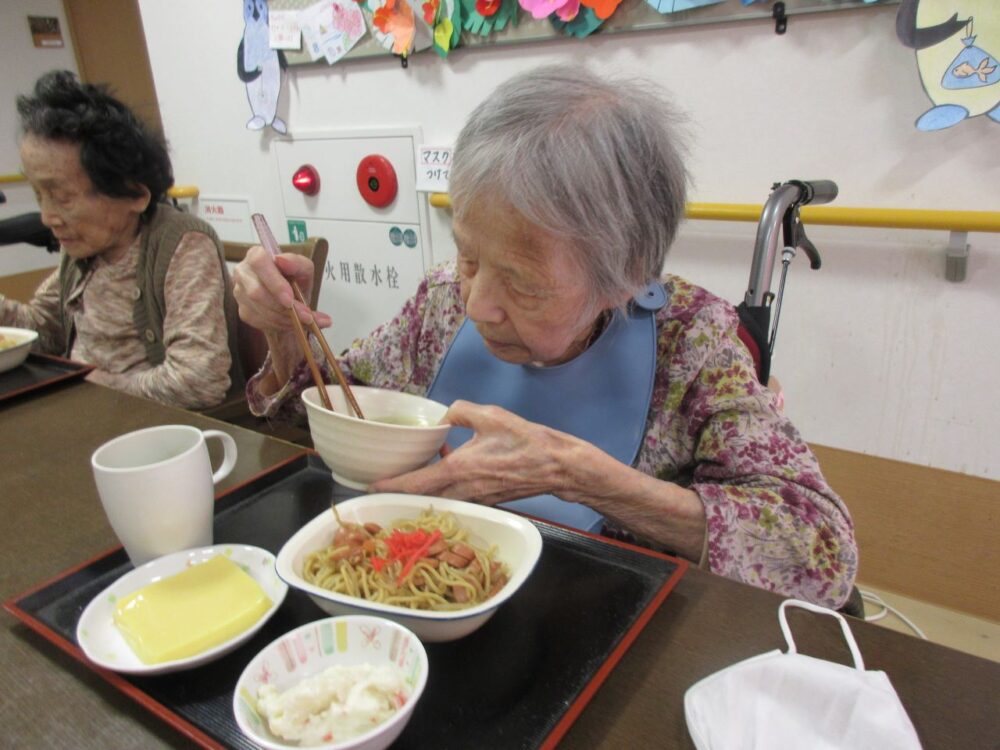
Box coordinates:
[303,507,510,611]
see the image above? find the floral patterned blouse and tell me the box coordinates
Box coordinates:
[249,262,858,608]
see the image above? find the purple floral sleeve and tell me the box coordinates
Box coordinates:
[635,277,857,608]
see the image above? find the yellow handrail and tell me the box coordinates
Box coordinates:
[6,177,995,234]
[1,173,199,201]
[168,185,199,199]
[429,193,1000,234]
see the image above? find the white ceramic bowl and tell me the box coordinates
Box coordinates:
[275,494,544,642]
[302,385,451,490]
[76,544,288,675]
[0,326,39,374]
[233,615,428,750]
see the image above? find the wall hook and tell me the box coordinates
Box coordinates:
[773,2,787,34]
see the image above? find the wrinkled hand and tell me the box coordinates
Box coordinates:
[369,400,587,504]
[231,246,333,383]
[231,246,331,334]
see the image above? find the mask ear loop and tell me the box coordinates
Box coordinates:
[778,599,865,671]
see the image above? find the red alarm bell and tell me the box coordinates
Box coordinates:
[291,164,321,196]
[356,155,398,208]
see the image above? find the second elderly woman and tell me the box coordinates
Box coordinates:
[233,64,858,609]
[1,71,241,409]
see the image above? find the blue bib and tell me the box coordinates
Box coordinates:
[426,283,666,532]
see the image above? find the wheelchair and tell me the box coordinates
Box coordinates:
[735,179,837,387]
[735,179,864,618]
[0,188,59,252]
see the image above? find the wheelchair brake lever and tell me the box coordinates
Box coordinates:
[783,209,822,270]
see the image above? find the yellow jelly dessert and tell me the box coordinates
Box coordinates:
[113,555,272,664]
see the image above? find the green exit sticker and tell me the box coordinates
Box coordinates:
[287,220,308,243]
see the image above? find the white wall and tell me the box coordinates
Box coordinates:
[133,2,998,480]
[0,0,78,273]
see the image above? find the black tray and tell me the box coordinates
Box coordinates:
[0,351,93,402]
[7,453,686,750]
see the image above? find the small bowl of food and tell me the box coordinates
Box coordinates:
[0,327,39,374]
[233,615,428,750]
[275,494,543,642]
[301,385,451,490]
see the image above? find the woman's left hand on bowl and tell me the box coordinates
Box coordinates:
[367,399,590,504]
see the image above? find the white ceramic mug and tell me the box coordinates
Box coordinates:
[91,425,238,566]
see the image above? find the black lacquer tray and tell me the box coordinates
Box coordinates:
[7,453,686,750]
[0,351,93,402]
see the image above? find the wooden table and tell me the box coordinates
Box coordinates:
[2,379,998,749]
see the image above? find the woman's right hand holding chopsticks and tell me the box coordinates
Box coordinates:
[232,245,332,386]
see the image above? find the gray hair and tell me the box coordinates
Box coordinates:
[449,64,690,305]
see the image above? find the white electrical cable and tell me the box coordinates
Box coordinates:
[859,589,927,640]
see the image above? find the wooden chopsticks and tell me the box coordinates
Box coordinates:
[251,214,365,420]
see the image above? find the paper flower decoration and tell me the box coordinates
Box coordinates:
[422,0,439,24]
[372,0,411,45]
[368,0,434,58]
[476,0,500,15]
[519,0,577,20]
[579,0,620,20]
[551,2,603,36]
[424,0,461,56]
[553,0,579,21]
[461,0,518,36]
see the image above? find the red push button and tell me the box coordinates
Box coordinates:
[356,155,398,208]
[292,164,320,196]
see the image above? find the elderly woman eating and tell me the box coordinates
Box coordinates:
[233,64,857,609]
[1,71,241,409]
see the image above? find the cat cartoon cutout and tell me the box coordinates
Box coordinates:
[237,0,287,134]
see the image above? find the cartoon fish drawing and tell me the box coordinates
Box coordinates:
[897,0,1000,130]
[952,57,997,82]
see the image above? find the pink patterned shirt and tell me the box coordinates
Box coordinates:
[1,232,232,409]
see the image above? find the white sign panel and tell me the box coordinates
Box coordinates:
[197,196,255,243]
[415,145,452,193]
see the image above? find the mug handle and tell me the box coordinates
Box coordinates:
[202,429,238,485]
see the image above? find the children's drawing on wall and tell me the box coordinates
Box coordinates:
[299,0,367,65]
[237,0,288,134]
[897,0,999,130]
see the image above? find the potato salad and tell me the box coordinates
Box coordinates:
[257,663,409,745]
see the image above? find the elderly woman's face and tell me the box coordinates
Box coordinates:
[19,134,149,262]
[453,200,603,366]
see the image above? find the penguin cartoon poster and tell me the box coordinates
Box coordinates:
[237,0,288,134]
[897,0,1000,130]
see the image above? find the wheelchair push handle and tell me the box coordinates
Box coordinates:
[745,179,837,307]
[788,179,838,206]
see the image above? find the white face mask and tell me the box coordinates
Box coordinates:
[684,599,923,750]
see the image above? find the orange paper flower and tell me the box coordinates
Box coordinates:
[373,0,396,32]
[579,0,620,19]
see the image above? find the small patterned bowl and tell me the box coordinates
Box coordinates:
[233,615,428,750]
